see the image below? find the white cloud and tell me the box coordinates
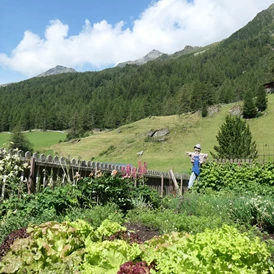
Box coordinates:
[0,0,273,78]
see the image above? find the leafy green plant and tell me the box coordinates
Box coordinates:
[142,225,273,273]
[65,203,124,228]
[0,220,93,273]
[131,184,162,209]
[1,220,273,273]
[77,173,135,211]
[199,161,274,194]
[125,207,225,235]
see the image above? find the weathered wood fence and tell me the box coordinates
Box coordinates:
[3,149,272,198]
[17,151,190,197]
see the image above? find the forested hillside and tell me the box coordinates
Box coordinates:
[0,4,274,132]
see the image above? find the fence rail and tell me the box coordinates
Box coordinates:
[4,151,190,197]
[2,148,273,199]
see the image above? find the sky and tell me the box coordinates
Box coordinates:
[0,0,273,85]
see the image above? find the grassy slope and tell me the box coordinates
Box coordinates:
[1,95,272,173]
[51,94,274,173]
[0,131,66,154]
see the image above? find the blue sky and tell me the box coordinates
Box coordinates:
[0,0,273,85]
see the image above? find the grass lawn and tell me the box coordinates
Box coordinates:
[0,131,66,155]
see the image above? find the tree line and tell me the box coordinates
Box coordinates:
[0,5,273,136]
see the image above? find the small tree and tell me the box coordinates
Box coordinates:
[255,85,268,112]
[242,90,257,119]
[9,125,33,153]
[201,103,208,117]
[211,115,257,159]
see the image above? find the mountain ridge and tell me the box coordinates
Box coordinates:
[36,65,77,77]
[0,4,274,133]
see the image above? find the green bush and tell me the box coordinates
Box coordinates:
[77,173,134,210]
[131,184,162,209]
[199,161,274,194]
[0,184,80,218]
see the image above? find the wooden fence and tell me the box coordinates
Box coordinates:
[3,149,272,199]
[13,151,190,197]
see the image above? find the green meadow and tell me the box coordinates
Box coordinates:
[0,131,66,155]
[1,94,273,173]
[52,94,274,173]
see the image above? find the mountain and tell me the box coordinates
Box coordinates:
[116,49,165,67]
[0,4,274,133]
[36,65,77,77]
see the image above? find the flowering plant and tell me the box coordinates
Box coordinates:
[0,147,30,199]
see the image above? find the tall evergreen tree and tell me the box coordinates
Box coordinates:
[8,125,34,152]
[255,85,267,112]
[201,103,208,117]
[242,90,257,118]
[211,115,257,159]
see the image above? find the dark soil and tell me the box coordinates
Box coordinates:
[123,222,160,243]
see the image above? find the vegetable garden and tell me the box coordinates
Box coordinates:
[0,148,274,273]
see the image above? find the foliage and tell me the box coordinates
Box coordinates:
[0,183,80,218]
[76,172,162,212]
[130,184,162,209]
[199,160,274,192]
[142,225,273,273]
[0,148,30,200]
[65,203,124,229]
[0,220,92,273]
[1,219,272,274]
[82,239,141,274]
[77,173,135,211]
[242,89,257,118]
[256,84,268,112]
[8,125,33,153]
[0,6,274,132]
[0,227,29,261]
[201,103,208,117]
[211,115,258,159]
[117,261,156,274]
[125,208,226,235]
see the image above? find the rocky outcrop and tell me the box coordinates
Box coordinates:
[117,49,164,67]
[37,65,76,77]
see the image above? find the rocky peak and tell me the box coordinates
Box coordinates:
[116,49,165,67]
[37,65,76,77]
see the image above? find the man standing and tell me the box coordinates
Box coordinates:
[186,144,208,189]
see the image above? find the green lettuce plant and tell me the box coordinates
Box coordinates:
[142,225,273,273]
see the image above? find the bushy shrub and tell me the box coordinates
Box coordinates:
[131,184,162,209]
[0,183,80,218]
[77,173,135,211]
[199,161,274,194]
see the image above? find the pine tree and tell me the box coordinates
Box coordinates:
[211,115,257,159]
[242,90,257,118]
[255,85,267,112]
[9,125,34,152]
[201,103,208,117]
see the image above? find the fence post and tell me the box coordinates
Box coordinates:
[169,169,182,196]
[161,173,164,197]
[28,157,36,194]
